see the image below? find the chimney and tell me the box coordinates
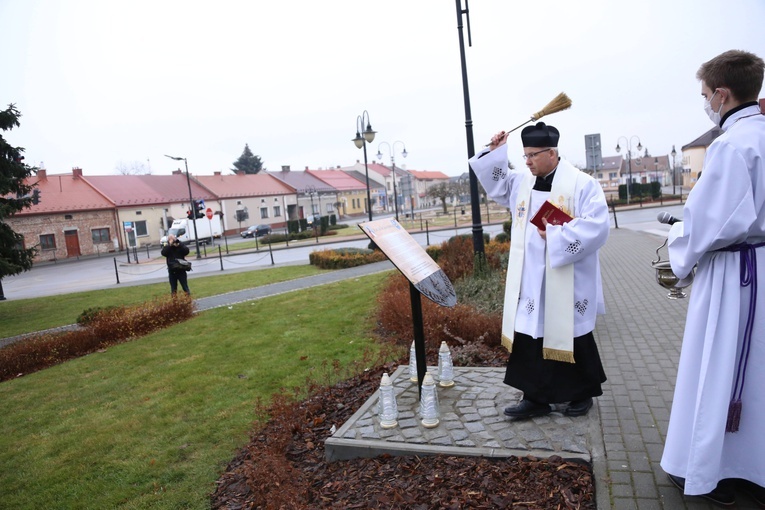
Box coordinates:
[305,166,309,170]
[37,169,47,180]
[172,169,183,175]
[281,165,290,172]
[72,167,83,178]
[214,171,221,176]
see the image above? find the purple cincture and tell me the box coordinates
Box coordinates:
[716,241,765,432]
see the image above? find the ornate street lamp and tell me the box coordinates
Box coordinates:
[376,140,407,221]
[453,0,485,260]
[671,145,678,196]
[305,185,319,243]
[352,111,376,222]
[164,155,201,258]
[615,136,643,205]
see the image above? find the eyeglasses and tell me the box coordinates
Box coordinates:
[522,148,551,160]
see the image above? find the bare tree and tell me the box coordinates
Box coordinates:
[115,160,151,175]
[426,181,455,214]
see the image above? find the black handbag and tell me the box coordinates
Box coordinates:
[170,259,192,271]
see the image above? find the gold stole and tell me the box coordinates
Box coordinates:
[501,161,580,363]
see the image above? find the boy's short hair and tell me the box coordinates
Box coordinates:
[697,50,764,102]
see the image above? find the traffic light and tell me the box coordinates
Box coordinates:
[195,200,205,218]
[32,189,40,205]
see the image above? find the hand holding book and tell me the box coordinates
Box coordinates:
[530,200,573,230]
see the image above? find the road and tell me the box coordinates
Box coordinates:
[2,205,683,301]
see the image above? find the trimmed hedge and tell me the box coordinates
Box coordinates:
[308,248,387,269]
[1,295,195,382]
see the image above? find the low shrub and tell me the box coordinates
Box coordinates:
[264,230,317,244]
[0,295,195,382]
[76,306,118,326]
[309,248,387,269]
[425,245,441,262]
[484,240,509,270]
[453,269,506,315]
[375,235,511,359]
[494,232,510,244]
[439,235,477,281]
[376,273,501,353]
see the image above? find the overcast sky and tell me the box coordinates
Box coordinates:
[2,0,764,178]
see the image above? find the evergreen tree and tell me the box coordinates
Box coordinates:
[0,104,37,284]
[231,144,264,174]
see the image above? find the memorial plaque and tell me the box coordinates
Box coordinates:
[359,219,456,308]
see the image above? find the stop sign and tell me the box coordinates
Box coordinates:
[205,208,213,220]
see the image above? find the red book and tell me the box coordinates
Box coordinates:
[530,200,573,230]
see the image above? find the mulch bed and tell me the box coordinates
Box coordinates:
[210,348,596,510]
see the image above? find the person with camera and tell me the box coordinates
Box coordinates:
[161,234,191,295]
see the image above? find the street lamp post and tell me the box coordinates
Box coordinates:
[164,155,201,259]
[352,111,376,222]
[306,186,319,243]
[376,141,407,221]
[615,136,642,205]
[453,0,485,260]
[671,145,678,196]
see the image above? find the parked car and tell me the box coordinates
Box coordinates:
[240,224,272,238]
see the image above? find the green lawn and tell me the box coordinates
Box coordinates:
[0,269,395,509]
[0,265,326,338]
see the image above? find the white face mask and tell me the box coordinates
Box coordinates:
[704,89,724,125]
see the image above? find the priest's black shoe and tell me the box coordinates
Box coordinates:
[735,479,765,507]
[564,397,593,417]
[503,399,551,419]
[667,474,735,507]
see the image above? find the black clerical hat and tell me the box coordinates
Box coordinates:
[521,122,560,148]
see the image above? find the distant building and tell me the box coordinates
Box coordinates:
[681,127,724,188]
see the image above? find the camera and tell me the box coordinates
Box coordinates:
[174,240,181,246]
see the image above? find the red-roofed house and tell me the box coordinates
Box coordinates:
[339,161,398,214]
[83,171,217,248]
[592,156,624,191]
[306,169,375,217]
[195,171,297,234]
[267,166,340,220]
[7,168,119,262]
[406,170,450,209]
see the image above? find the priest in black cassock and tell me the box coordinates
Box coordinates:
[469,122,609,419]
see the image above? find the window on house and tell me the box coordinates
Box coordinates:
[92,228,110,243]
[136,210,142,215]
[260,207,269,219]
[135,220,148,237]
[64,214,73,220]
[40,234,56,250]
[326,203,334,213]
[609,172,617,179]
[274,206,281,217]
